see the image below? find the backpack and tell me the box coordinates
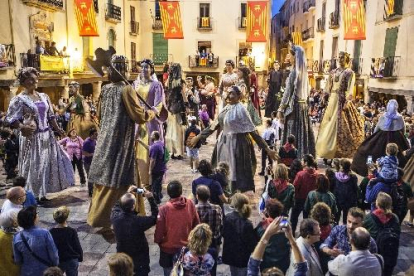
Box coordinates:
[372,214,399,268]
[186,131,197,147]
[389,183,404,218]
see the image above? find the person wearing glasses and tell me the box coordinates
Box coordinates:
[5,68,74,202]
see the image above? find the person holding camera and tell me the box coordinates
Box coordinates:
[111,186,159,276]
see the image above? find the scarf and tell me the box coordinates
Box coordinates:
[373,208,393,224]
[273,179,289,194]
[283,142,294,152]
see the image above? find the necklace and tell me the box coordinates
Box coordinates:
[334,68,345,82]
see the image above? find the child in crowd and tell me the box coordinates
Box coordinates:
[13,176,37,208]
[259,119,276,176]
[376,143,399,182]
[184,117,201,173]
[271,111,282,141]
[49,206,83,276]
[279,134,298,167]
[199,104,210,129]
[2,129,19,180]
[211,161,231,197]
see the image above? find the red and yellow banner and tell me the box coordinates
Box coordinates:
[292,32,303,46]
[247,1,268,42]
[74,0,99,36]
[159,1,184,39]
[343,0,366,40]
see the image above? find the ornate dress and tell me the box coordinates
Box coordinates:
[238,80,261,126]
[200,103,269,192]
[67,94,98,139]
[6,93,74,198]
[316,68,364,159]
[87,83,149,228]
[133,77,166,187]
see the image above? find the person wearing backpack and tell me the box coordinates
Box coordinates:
[363,192,400,276]
[184,117,202,173]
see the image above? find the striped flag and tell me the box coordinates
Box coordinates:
[159,1,184,39]
[292,32,303,46]
[343,0,366,40]
[74,0,99,36]
[246,1,268,42]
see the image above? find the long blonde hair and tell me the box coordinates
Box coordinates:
[231,193,251,219]
[187,223,212,255]
[274,164,289,181]
[376,192,393,214]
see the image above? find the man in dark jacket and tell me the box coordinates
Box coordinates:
[111,187,158,276]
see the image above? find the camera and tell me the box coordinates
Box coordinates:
[134,188,145,195]
[280,217,289,229]
[366,155,373,165]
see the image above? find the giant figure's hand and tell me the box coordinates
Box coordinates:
[20,124,36,137]
[188,135,201,148]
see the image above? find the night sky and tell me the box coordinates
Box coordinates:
[272,0,285,15]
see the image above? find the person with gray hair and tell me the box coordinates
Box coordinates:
[111,187,158,276]
[0,210,20,275]
[328,227,383,276]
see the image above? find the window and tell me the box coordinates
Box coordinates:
[319,40,324,61]
[131,42,136,61]
[383,27,399,57]
[200,3,210,17]
[130,6,135,22]
[108,29,116,48]
[241,3,247,18]
[322,2,326,18]
[332,36,338,59]
[198,41,212,53]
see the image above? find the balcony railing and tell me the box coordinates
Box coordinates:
[312,60,323,73]
[303,0,315,13]
[150,53,173,66]
[384,0,403,21]
[20,53,70,73]
[370,56,401,79]
[130,21,139,35]
[329,11,340,29]
[152,19,163,30]
[0,44,16,69]
[306,59,314,71]
[105,3,121,23]
[238,17,247,29]
[302,27,315,41]
[188,55,219,68]
[317,17,325,32]
[197,17,213,30]
[22,0,63,11]
[351,58,364,75]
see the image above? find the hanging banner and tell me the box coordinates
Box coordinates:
[159,1,184,39]
[292,32,303,46]
[343,0,366,40]
[74,0,99,36]
[40,55,67,72]
[247,1,268,42]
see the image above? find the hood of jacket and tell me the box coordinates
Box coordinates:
[169,196,188,210]
[335,172,351,182]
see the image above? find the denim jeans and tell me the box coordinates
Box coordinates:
[230,266,247,276]
[151,172,165,203]
[59,259,79,276]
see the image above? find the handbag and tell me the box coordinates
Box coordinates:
[20,232,53,267]
[170,247,186,276]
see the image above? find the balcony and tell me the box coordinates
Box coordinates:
[370,56,401,79]
[236,56,255,69]
[384,0,403,21]
[105,3,121,23]
[329,11,340,29]
[188,55,219,68]
[0,44,16,70]
[152,19,163,30]
[312,60,323,73]
[150,53,173,66]
[22,0,63,12]
[303,0,315,13]
[302,27,315,41]
[130,21,139,35]
[317,17,325,32]
[20,53,70,73]
[351,58,364,76]
[197,17,213,30]
[238,17,247,30]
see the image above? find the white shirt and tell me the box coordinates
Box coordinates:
[262,127,276,143]
[271,118,282,139]
[1,199,22,214]
[328,250,383,276]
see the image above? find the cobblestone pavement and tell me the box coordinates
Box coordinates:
[1,133,414,275]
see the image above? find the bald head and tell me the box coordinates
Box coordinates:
[351,227,371,250]
[6,187,25,204]
[120,193,136,212]
[196,185,211,202]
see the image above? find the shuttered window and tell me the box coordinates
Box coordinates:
[153,33,168,65]
[383,27,399,57]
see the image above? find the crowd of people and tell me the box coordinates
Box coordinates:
[0,43,414,276]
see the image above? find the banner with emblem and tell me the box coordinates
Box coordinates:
[246,1,268,42]
[292,32,303,46]
[74,0,99,36]
[159,1,184,39]
[343,0,366,40]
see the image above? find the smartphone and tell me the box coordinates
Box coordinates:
[135,188,145,195]
[280,217,289,229]
[367,155,373,165]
